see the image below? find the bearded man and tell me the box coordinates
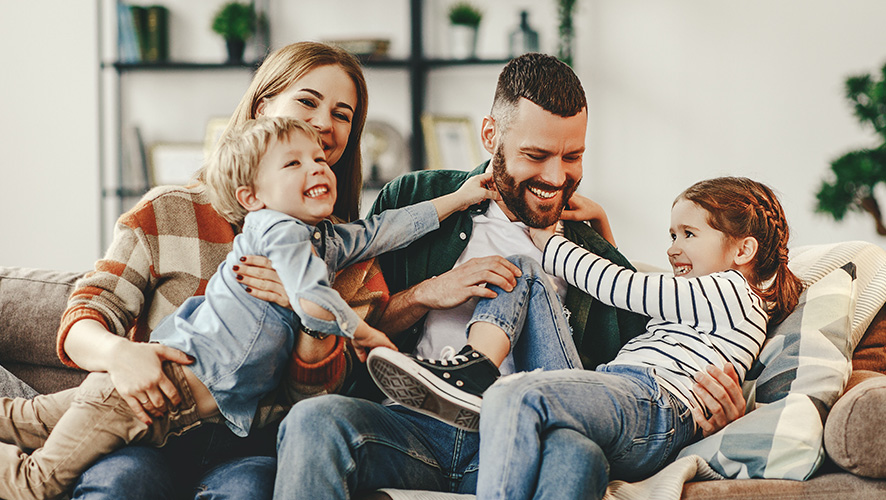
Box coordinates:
[272,53,744,499]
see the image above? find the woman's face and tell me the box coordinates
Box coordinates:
[258,64,358,167]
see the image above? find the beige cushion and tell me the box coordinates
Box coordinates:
[825,370,886,478]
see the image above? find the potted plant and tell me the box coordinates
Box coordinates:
[448,2,482,59]
[816,63,886,235]
[211,2,256,63]
[557,0,578,66]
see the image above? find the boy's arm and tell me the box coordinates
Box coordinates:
[430,172,498,221]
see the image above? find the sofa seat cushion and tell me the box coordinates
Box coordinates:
[681,471,886,500]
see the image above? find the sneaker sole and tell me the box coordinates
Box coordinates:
[367,348,481,432]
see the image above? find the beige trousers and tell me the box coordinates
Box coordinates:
[0,362,202,500]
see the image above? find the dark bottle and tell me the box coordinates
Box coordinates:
[509,10,539,57]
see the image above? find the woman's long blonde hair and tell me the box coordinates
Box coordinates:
[199,41,368,222]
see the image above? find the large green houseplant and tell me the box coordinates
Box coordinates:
[211,2,256,63]
[816,62,886,235]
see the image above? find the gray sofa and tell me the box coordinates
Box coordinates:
[2,264,886,499]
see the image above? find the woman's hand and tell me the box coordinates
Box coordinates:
[560,194,617,247]
[234,255,290,309]
[106,341,194,425]
[691,363,747,437]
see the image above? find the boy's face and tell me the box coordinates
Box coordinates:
[668,199,739,278]
[251,131,337,225]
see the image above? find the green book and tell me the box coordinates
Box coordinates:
[144,5,169,62]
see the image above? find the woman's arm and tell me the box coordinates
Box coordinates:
[64,319,192,425]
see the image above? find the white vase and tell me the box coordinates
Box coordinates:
[449,24,478,59]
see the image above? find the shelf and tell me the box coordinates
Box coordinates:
[103,57,511,72]
[103,61,262,71]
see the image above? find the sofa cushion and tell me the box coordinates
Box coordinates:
[0,267,88,393]
[824,370,886,478]
[679,241,886,480]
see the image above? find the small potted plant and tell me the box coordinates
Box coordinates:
[816,62,886,235]
[448,2,482,59]
[211,2,256,63]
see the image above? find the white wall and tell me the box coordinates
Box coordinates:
[581,0,886,268]
[3,0,886,272]
[0,1,100,271]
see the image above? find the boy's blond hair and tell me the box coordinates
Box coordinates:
[204,116,322,226]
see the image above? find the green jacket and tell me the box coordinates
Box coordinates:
[369,162,649,370]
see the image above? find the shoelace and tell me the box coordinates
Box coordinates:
[435,345,468,366]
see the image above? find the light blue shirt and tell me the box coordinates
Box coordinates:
[151,201,439,436]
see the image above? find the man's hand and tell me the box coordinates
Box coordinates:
[413,256,522,310]
[691,363,747,437]
[233,255,290,309]
[106,341,194,425]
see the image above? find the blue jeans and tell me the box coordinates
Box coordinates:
[477,365,698,500]
[470,254,582,371]
[71,422,276,500]
[274,396,480,499]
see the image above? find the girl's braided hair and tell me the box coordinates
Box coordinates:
[678,177,804,325]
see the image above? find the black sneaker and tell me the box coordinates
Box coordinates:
[367,345,500,432]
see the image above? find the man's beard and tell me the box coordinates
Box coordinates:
[491,145,579,228]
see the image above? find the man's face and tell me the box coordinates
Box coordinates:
[490,99,586,228]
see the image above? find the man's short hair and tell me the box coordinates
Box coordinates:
[491,52,587,134]
[204,116,322,226]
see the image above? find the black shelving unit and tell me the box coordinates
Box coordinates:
[99,0,510,246]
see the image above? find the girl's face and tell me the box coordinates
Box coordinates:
[257,64,358,167]
[667,199,742,279]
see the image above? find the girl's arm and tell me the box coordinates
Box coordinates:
[559,193,617,247]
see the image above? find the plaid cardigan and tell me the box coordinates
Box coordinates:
[57,185,388,390]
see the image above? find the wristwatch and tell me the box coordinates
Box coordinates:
[300,325,330,341]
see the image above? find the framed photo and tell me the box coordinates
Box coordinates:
[204,117,230,157]
[150,143,205,185]
[421,114,482,170]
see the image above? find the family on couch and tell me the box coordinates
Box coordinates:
[0,43,769,499]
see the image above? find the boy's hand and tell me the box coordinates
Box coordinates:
[529,224,558,250]
[350,320,397,363]
[454,172,500,210]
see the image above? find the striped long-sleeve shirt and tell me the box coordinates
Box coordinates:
[542,235,768,412]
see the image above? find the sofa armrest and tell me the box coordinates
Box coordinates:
[825,370,886,478]
[0,267,88,393]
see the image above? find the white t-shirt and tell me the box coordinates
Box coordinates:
[416,201,567,375]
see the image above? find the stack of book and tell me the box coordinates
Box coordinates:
[117,2,169,63]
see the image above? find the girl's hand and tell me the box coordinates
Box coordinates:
[234,255,291,309]
[350,320,398,363]
[454,172,500,210]
[529,224,558,250]
[106,341,194,425]
[560,194,617,247]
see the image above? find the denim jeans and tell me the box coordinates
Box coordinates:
[470,254,582,371]
[477,365,698,500]
[274,395,480,499]
[71,423,277,500]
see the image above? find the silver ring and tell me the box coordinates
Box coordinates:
[139,399,149,405]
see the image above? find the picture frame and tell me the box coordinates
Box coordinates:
[204,116,230,157]
[150,143,205,186]
[421,114,482,170]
